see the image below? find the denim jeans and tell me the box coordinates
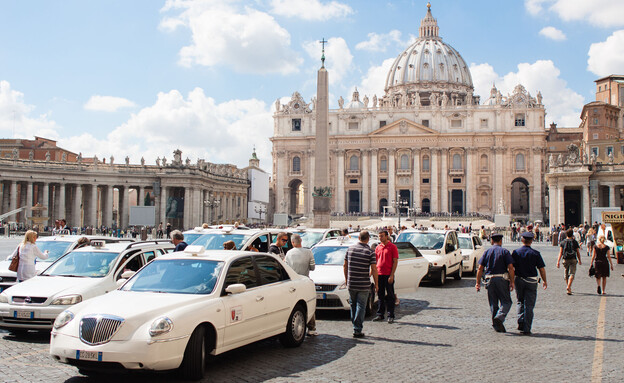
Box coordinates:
[486,277,512,323]
[349,289,370,334]
[515,277,538,332]
[376,275,395,318]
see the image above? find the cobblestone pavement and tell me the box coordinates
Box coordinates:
[0,239,622,383]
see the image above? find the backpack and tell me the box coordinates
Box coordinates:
[562,239,577,260]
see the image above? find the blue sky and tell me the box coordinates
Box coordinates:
[1,0,623,170]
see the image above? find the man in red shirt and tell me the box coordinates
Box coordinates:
[373,230,399,323]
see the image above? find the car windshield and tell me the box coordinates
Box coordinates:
[42,251,119,277]
[184,233,205,245]
[458,237,473,250]
[191,234,250,250]
[122,259,223,294]
[35,241,73,262]
[396,232,445,250]
[312,246,348,265]
[295,232,324,248]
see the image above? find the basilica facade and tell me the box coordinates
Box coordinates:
[271,5,547,222]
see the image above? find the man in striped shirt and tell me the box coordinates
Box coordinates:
[343,231,378,338]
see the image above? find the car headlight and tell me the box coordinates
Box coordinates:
[0,294,8,303]
[53,310,74,329]
[149,317,173,337]
[50,295,82,305]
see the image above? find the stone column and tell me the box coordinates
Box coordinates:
[582,183,590,224]
[121,186,130,229]
[494,147,504,213]
[58,183,66,222]
[42,183,50,226]
[90,185,98,227]
[370,149,378,213]
[74,185,82,228]
[9,181,17,222]
[548,184,557,228]
[138,186,145,206]
[413,149,421,212]
[183,187,191,229]
[361,149,369,214]
[193,188,201,227]
[337,149,345,213]
[388,149,396,212]
[609,184,617,207]
[26,182,33,227]
[465,149,474,214]
[160,186,168,226]
[440,149,448,213]
[531,148,543,221]
[557,183,565,225]
[276,151,286,213]
[104,185,114,227]
[430,149,439,213]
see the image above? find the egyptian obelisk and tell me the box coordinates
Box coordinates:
[313,39,331,228]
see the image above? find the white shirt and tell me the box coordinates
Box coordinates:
[11,242,49,281]
[284,247,315,277]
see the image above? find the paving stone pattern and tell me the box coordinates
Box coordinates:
[0,241,622,383]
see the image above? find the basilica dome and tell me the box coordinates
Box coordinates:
[384,4,474,105]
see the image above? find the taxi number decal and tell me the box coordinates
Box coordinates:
[230,306,243,322]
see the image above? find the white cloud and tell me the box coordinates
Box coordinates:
[269,0,352,21]
[303,37,353,85]
[0,80,60,139]
[355,30,416,52]
[84,95,137,112]
[539,26,566,41]
[587,30,624,77]
[470,60,584,126]
[357,58,395,100]
[526,0,624,27]
[60,88,273,169]
[160,0,302,74]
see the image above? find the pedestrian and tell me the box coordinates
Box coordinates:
[373,230,399,324]
[475,232,515,333]
[586,228,596,257]
[223,240,236,250]
[590,235,614,295]
[511,231,547,335]
[268,232,288,260]
[343,231,378,338]
[157,222,163,238]
[170,230,188,252]
[166,223,172,238]
[285,234,318,336]
[556,228,582,295]
[10,230,49,282]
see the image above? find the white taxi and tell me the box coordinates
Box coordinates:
[396,229,463,285]
[49,247,316,380]
[190,227,293,253]
[458,233,484,274]
[0,240,172,333]
[286,227,341,248]
[310,237,428,314]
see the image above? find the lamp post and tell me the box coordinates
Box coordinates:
[203,199,220,225]
[391,191,410,230]
[254,205,267,227]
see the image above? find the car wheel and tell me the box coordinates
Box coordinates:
[365,286,376,316]
[437,267,446,286]
[279,304,306,348]
[454,262,463,280]
[472,259,477,275]
[181,326,207,381]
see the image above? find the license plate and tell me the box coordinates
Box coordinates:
[14,311,34,319]
[316,293,327,299]
[76,350,103,361]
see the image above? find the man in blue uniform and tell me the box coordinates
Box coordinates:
[475,233,515,333]
[512,231,547,335]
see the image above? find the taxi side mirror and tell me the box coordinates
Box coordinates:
[225,283,246,294]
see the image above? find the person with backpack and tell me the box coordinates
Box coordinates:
[556,228,582,295]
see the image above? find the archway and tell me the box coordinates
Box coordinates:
[511,178,529,215]
[379,198,388,213]
[564,189,581,226]
[288,179,304,216]
[422,198,430,213]
[348,190,360,213]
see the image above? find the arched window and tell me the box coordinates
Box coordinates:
[349,155,359,170]
[480,154,488,171]
[400,154,409,170]
[292,156,301,172]
[422,155,430,172]
[515,153,525,171]
[452,154,462,170]
[380,156,388,171]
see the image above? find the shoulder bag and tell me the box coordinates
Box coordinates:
[8,246,20,272]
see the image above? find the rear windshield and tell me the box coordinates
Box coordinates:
[458,237,473,250]
[42,251,119,277]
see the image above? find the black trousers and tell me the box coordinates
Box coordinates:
[376,275,395,318]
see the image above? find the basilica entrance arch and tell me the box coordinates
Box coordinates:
[422,198,430,214]
[511,178,529,216]
[379,198,388,213]
[288,179,304,216]
[564,189,581,226]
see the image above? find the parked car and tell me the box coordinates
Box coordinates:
[0,240,173,333]
[310,237,428,314]
[191,228,293,253]
[0,235,134,292]
[458,233,484,274]
[49,247,316,380]
[396,229,463,285]
[286,227,341,248]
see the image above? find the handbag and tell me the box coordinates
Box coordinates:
[588,264,595,277]
[8,246,20,272]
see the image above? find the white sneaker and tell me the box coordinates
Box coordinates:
[307,330,318,336]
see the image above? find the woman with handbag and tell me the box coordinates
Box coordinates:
[590,235,614,295]
[9,230,49,282]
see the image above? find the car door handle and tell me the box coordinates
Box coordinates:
[289,287,296,293]
[256,296,264,302]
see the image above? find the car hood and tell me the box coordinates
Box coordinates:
[309,265,345,285]
[4,275,104,298]
[0,260,53,276]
